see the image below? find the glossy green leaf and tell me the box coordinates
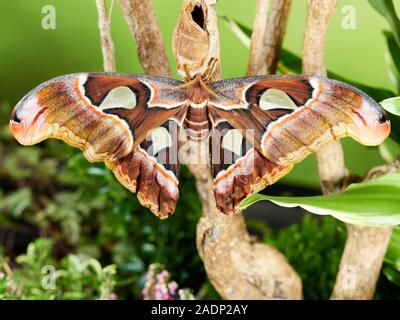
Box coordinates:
[381,96,400,116]
[385,112,400,143]
[218,13,251,47]
[385,226,400,268]
[383,265,400,286]
[383,31,400,93]
[383,225,400,287]
[380,95,400,145]
[240,174,400,227]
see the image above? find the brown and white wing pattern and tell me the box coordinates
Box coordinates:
[10,72,187,218]
[208,112,292,214]
[9,72,392,218]
[208,75,390,214]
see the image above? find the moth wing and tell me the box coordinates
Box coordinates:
[208,116,292,214]
[10,72,188,218]
[208,75,390,213]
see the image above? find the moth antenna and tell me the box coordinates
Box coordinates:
[172,78,197,90]
[200,79,219,98]
[183,64,192,82]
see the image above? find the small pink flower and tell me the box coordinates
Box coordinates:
[156,270,169,282]
[168,282,178,296]
[154,289,164,300]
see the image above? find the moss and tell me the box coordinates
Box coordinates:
[264,215,346,299]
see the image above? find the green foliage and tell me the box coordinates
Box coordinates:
[0,238,116,299]
[264,215,346,300]
[368,0,400,142]
[383,227,400,286]
[267,217,400,299]
[383,31,400,94]
[1,216,398,300]
[241,174,400,227]
[368,0,400,49]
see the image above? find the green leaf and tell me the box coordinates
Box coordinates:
[0,188,32,217]
[368,0,400,48]
[240,173,400,227]
[383,31,400,92]
[219,13,251,46]
[383,265,400,287]
[385,226,400,268]
[368,0,390,16]
[381,96,400,116]
[264,215,346,299]
[387,113,400,143]
[85,258,104,278]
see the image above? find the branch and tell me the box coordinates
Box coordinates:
[119,0,172,77]
[247,0,292,75]
[331,225,392,299]
[96,0,116,72]
[302,0,392,299]
[173,0,302,299]
[302,0,335,76]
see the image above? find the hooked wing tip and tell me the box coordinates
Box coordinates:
[9,92,49,146]
[347,94,391,146]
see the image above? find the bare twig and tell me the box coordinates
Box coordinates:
[302,0,392,300]
[364,159,400,180]
[96,0,116,72]
[302,0,335,76]
[247,0,292,75]
[173,0,302,299]
[119,0,172,77]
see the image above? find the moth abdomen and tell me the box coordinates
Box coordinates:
[184,104,210,141]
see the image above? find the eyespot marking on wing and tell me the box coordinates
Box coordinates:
[150,127,173,156]
[98,86,137,111]
[222,129,243,156]
[259,89,298,111]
